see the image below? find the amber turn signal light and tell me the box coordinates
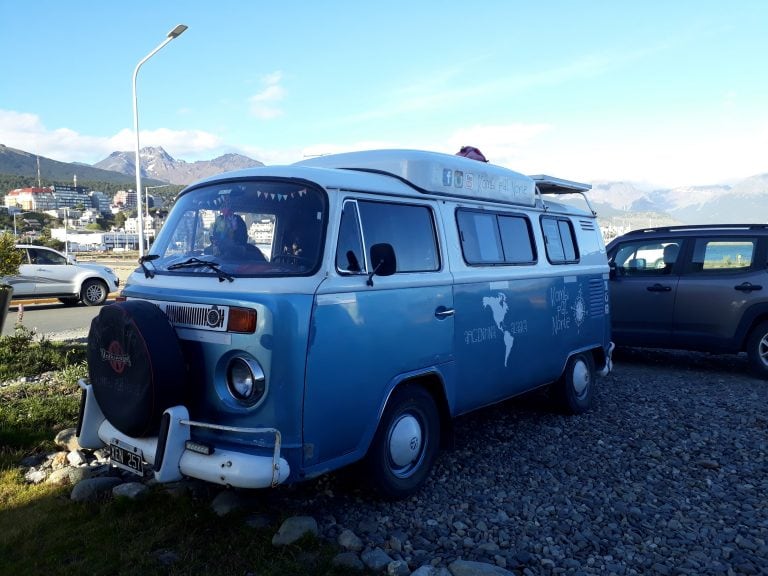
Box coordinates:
[227,307,257,333]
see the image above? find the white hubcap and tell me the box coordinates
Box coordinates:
[572,359,590,397]
[389,414,422,467]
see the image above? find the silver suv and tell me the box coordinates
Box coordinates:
[607,224,768,378]
[6,244,119,306]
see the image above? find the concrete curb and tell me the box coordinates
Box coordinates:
[8,293,120,307]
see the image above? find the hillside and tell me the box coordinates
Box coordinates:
[0,144,164,186]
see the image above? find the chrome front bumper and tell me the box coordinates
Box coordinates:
[77,379,290,488]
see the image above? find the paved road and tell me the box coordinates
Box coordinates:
[3,300,110,339]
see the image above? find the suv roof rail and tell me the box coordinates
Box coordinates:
[622,223,768,235]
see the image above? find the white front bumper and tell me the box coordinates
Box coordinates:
[77,380,290,489]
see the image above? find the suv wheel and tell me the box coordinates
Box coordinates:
[81,279,108,306]
[746,321,768,379]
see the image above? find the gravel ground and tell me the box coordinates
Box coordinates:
[33,330,768,574]
[262,348,768,575]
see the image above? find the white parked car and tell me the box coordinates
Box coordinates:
[5,244,119,306]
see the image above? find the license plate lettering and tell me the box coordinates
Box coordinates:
[109,441,144,475]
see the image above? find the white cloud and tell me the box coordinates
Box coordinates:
[248,71,285,120]
[0,109,225,163]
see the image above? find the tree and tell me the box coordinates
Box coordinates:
[114,211,127,230]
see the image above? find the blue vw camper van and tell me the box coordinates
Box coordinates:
[78,149,613,498]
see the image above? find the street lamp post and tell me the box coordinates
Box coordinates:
[133,23,188,257]
[143,184,170,249]
[12,211,36,240]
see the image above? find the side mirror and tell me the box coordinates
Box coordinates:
[367,243,396,286]
[608,261,617,279]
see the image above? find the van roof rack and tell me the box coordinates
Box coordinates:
[530,175,595,215]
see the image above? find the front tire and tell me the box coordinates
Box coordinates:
[364,386,440,499]
[746,321,768,379]
[552,353,595,414]
[81,279,108,306]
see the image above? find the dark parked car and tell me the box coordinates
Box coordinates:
[607,224,768,377]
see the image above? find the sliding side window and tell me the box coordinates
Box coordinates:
[541,216,579,264]
[457,209,536,265]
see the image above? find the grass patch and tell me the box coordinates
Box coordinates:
[0,325,87,381]
[0,333,362,576]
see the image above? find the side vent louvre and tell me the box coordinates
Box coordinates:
[580,220,596,231]
[588,279,605,317]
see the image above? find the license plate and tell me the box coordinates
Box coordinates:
[109,440,144,476]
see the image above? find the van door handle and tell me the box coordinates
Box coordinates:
[646,284,672,292]
[435,306,455,319]
[735,282,762,292]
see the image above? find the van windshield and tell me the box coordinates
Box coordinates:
[148,179,326,277]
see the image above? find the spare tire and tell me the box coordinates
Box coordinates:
[87,300,186,437]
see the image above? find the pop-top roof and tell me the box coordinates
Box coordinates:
[529,175,592,194]
[295,149,538,207]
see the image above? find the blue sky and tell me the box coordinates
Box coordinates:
[1,1,767,188]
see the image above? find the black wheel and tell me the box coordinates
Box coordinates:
[81,279,108,306]
[552,353,595,414]
[364,386,440,499]
[59,297,80,306]
[746,321,768,379]
[88,301,186,437]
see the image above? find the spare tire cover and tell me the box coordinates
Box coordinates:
[88,300,186,437]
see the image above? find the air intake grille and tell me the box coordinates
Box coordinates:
[580,220,596,231]
[153,301,229,331]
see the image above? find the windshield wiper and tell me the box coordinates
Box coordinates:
[138,254,159,278]
[167,257,234,283]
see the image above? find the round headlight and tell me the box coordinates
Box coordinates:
[226,357,266,405]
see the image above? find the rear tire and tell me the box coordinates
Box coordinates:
[552,353,595,414]
[364,386,440,499]
[746,321,768,379]
[81,279,108,306]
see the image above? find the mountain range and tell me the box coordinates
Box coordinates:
[94,146,263,185]
[1,143,766,226]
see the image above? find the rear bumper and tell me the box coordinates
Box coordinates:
[598,341,615,377]
[76,379,290,488]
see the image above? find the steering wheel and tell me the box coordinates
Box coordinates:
[272,254,310,266]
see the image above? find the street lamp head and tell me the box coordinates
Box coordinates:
[168,24,188,38]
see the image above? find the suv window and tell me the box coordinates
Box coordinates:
[28,247,66,265]
[541,216,578,263]
[341,200,439,273]
[612,239,683,275]
[691,238,756,272]
[457,209,535,265]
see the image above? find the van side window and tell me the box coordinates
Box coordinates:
[336,201,364,274]
[357,201,439,272]
[457,209,535,265]
[541,216,578,263]
[498,215,536,263]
